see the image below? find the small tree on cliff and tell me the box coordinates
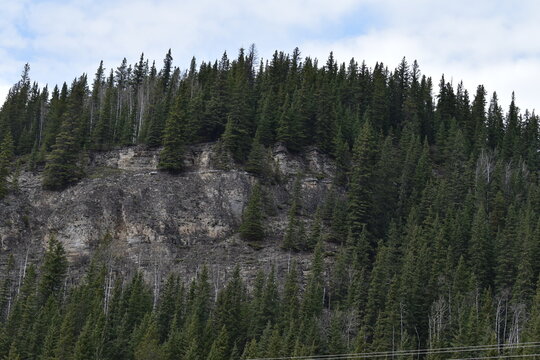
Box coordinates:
[239,183,264,243]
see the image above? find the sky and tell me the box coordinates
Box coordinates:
[1,0,540,113]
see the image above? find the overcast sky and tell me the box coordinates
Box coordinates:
[1,0,539,113]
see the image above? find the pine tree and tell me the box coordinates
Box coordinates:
[73,313,105,360]
[276,92,304,152]
[523,276,540,345]
[133,315,166,360]
[486,92,504,150]
[164,324,188,360]
[369,63,390,132]
[157,274,179,342]
[239,183,264,243]
[245,138,270,178]
[241,338,258,359]
[91,72,114,150]
[327,312,345,354]
[314,78,337,153]
[220,51,254,162]
[158,88,187,173]
[301,239,325,319]
[281,262,300,328]
[0,132,14,198]
[54,303,79,360]
[4,344,21,360]
[146,51,174,148]
[282,177,303,250]
[365,242,393,330]
[43,77,86,190]
[348,119,378,237]
[501,92,520,159]
[333,127,351,186]
[38,235,68,305]
[206,326,229,360]
[468,204,493,289]
[213,267,247,350]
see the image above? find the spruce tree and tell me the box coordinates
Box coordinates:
[468,204,493,289]
[158,88,187,173]
[239,183,264,243]
[133,316,166,360]
[91,72,114,150]
[206,326,229,360]
[301,239,325,319]
[43,77,86,190]
[245,138,269,178]
[281,262,300,328]
[38,236,68,305]
[0,132,14,198]
[523,276,540,345]
[348,119,378,237]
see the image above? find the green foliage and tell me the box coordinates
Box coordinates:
[42,77,86,190]
[348,119,378,238]
[206,326,229,360]
[301,239,325,319]
[133,315,166,360]
[38,236,68,304]
[158,88,187,173]
[282,177,306,251]
[1,48,540,360]
[239,183,264,243]
[0,132,14,198]
[245,138,271,179]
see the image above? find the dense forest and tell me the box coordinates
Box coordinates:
[0,46,540,359]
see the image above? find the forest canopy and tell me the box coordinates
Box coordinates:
[0,47,539,359]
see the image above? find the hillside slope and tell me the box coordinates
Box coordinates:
[1,143,336,282]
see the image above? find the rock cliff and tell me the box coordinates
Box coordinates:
[0,143,338,286]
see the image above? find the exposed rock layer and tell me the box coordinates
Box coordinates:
[0,143,337,285]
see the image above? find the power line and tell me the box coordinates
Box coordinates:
[247,342,540,360]
[449,353,540,360]
[314,344,539,360]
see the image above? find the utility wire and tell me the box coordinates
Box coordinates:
[247,342,540,360]
[449,353,540,360]
[312,345,540,360]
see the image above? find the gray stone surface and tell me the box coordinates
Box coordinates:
[0,143,338,286]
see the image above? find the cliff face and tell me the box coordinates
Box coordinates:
[0,143,337,284]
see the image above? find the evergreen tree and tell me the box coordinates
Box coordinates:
[213,267,247,350]
[0,132,14,198]
[91,72,114,150]
[301,239,325,319]
[42,77,86,190]
[523,276,540,344]
[348,119,378,238]
[282,177,303,251]
[333,126,351,186]
[239,183,264,243]
[158,87,188,173]
[38,236,68,305]
[206,326,229,360]
[468,204,493,289]
[245,138,270,178]
[133,316,166,360]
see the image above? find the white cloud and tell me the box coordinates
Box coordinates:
[301,0,540,112]
[1,0,540,113]
[0,0,362,102]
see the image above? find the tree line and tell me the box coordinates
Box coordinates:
[0,47,537,189]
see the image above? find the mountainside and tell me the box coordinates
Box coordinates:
[1,48,540,359]
[1,143,335,282]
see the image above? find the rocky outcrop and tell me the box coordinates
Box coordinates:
[0,143,338,285]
